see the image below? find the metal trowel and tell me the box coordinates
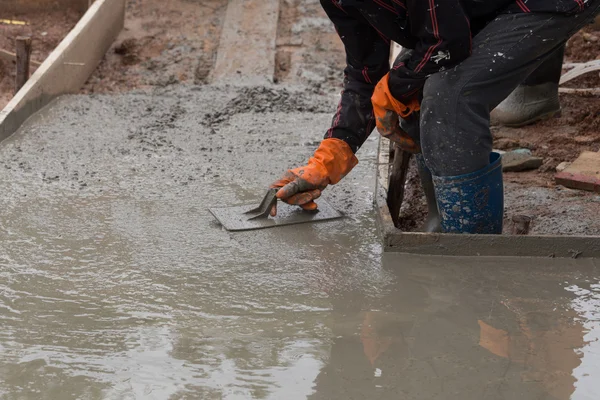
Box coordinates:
[209,188,344,231]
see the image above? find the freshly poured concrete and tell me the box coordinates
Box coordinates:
[1,85,600,399]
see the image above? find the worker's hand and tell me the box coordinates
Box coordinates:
[270,138,358,216]
[270,170,324,215]
[372,73,421,153]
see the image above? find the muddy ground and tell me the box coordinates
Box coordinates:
[83,0,228,92]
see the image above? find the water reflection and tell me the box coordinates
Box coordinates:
[1,188,600,398]
[309,255,600,400]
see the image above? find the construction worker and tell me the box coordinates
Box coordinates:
[270,0,600,234]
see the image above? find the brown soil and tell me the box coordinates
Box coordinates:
[564,24,600,63]
[82,0,227,93]
[0,7,82,109]
[396,159,428,232]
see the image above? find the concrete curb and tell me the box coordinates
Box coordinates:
[0,0,125,142]
[375,136,600,258]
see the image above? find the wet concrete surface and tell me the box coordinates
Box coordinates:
[1,85,600,399]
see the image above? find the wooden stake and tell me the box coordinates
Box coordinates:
[387,144,412,228]
[15,36,32,94]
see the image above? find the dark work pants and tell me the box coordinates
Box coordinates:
[522,45,565,86]
[417,4,600,177]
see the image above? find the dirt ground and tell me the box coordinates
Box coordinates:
[0,7,82,109]
[82,0,345,94]
[83,0,227,93]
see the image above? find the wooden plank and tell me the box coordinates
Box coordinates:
[559,87,600,95]
[390,42,402,65]
[15,36,32,93]
[387,145,412,227]
[560,60,600,85]
[0,0,125,142]
[555,151,600,193]
[211,0,279,85]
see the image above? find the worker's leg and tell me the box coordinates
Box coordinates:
[420,4,599,233]
[493,15,600,127]
[490,45,564,127]
[521,45,565,86]
[421,5,600,177]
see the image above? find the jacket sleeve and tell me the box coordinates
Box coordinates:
[388,0,472,103]
[320,0,391,153]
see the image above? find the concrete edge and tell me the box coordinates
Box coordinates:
[374,136,600,258]
[0,0,125,142]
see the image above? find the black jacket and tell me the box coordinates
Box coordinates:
[321,0,591,152]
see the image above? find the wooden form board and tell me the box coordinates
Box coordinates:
[0,0,125,142]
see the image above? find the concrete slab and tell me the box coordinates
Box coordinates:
[0,0,125,142]
[375,137,600,258]
[210,0,279,85]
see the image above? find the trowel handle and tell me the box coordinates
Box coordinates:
[245,188,278,220]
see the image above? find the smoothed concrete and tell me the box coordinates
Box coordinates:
[0,0,125,141]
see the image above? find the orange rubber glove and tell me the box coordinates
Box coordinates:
[371,73,421,153]
[270,138,358,216]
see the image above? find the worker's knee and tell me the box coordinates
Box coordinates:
[419,73,460,173]
[422,70,461,106]
[419,73,492,177]
[420,72,461,141]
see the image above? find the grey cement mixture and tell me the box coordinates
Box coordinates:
[1,84,600,399]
